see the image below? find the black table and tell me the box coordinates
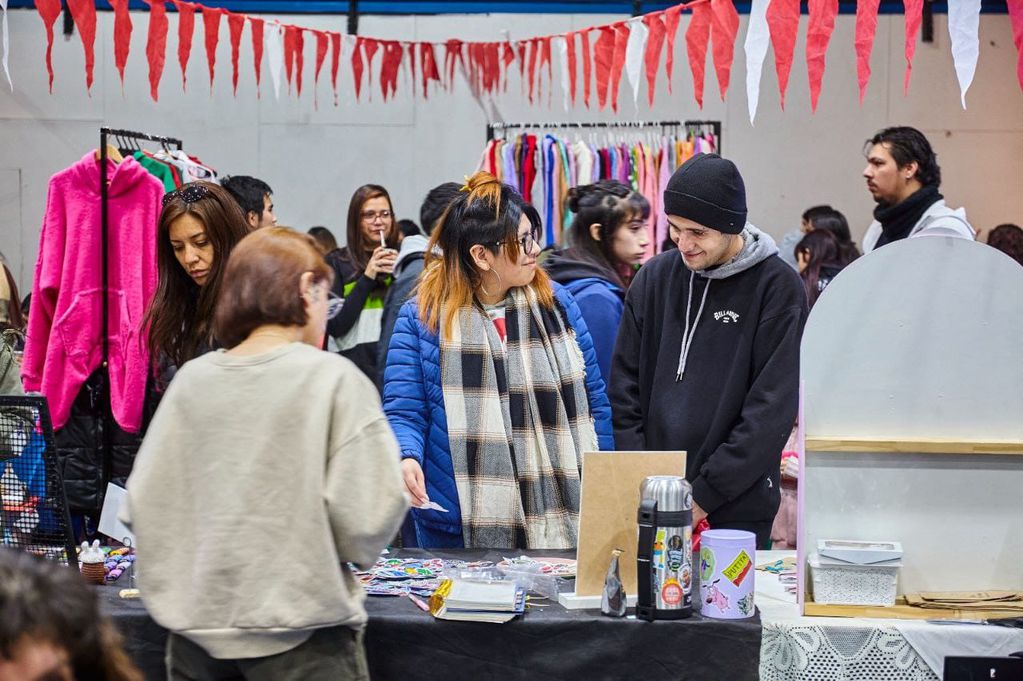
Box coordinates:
[98,549,761,681]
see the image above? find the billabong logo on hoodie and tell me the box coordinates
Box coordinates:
[714,310,740,324]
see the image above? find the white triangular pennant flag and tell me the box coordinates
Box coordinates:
[948,0,980,108]
[1,0,11,91]
[556,35,570,111]
[265,21,284,101]
[625,17,648,105]
[745,0,771,124]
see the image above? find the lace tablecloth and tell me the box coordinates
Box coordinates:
[755,551,1023,681]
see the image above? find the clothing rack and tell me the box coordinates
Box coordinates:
[485,119,722,152]
[97,128,182,509]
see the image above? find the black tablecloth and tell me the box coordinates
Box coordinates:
[98,549,761,681]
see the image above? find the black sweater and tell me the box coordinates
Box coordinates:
[325,247,390,384]
[610,250,808,525]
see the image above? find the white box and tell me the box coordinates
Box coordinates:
[809,553,901,607]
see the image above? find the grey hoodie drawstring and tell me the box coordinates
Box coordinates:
[676,271,710,381]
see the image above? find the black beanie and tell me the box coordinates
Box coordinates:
[662,153,747,235]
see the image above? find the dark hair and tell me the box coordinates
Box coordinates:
[144,182,251,366]
[865,126,941,188]
[307,226,338,255]
[1,264,25,331]
[420,182,463,236]
[0,549,143,680]
[795,230,841,309]
[987,223,1023,266]
[398,219,423,238]
[220,175,273,221]
[809,209,860,266]
[801,204,833,224]
[565,181,650,289]
[418,172,552,336]
[214,228,333,348]
[344,184,399,275]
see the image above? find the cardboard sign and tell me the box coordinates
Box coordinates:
[574,451,686,597]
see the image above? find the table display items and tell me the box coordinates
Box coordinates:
[601,549,627,617]
[429,578,527,623]
[808,539,903,607]
[75,542,137,585]
[636,475,693,621]
[698,529,757,619]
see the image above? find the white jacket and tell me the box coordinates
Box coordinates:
[863,199,974,253]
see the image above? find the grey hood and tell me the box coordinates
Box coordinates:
[393,234,430,272]
[694,223,779,280]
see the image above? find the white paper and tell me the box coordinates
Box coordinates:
[624,17,649,106]
[947,0,981,108]
[265,21,284,101]
[416,500,449,513]
[745,0,772,125]
[1,0,11,91]
[98,483,135,545]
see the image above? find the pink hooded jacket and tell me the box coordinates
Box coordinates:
[22,153,163,432]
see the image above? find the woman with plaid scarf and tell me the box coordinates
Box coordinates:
[383,172,614,550]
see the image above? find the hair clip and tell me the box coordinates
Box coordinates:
[162,183,211,208]
[459,175,472,193]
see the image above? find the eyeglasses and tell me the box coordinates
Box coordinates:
[360,210,393,223]
[495,230,540,254]
[162,183,210,208]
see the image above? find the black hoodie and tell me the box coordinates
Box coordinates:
[610,228,808,525]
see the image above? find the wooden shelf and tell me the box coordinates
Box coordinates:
[804,437,1023,456]
[803,595,1021,621]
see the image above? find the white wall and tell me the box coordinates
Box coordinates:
[2,9,1022,292]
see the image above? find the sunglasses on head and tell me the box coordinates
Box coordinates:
[162,184,210,208]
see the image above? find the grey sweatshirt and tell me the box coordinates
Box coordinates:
[121,343,408,659]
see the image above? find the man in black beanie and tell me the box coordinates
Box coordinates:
[610,153,808,548]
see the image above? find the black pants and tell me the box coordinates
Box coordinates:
[709,520,774,550]
[166,626,368,681]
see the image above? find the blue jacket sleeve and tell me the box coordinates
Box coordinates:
[556,286,615,451]
[382,302,430,465]
[572,285,625,388]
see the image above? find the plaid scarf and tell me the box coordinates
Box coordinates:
[440,286,598,549]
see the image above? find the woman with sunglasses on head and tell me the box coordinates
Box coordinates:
[125,227,406,680]
[382,172,614,550]
[325,184,400,384]
[544,181,650,386]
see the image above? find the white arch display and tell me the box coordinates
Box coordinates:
[798,236,1023,611]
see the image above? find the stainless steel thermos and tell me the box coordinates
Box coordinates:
[636,475,693,620]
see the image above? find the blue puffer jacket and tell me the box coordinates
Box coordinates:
[383,283,615,548]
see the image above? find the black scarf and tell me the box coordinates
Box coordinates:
[872,185,942,249]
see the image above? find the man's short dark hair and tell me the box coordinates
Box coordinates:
[419,182,463,236]
[221,176,273,218]
[397,219,423,238]
[865,127,941,188]
[801,205,833,224]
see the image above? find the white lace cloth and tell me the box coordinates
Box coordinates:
[755,551,1023,681]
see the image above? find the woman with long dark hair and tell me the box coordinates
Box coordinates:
[144,182,250,370]
[807,208,860,266]
[795,229,844,309]
[326,184,400,382]
[544,181,650,384]
[383,171,613,550]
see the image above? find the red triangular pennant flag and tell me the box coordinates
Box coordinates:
[710,0,739,101]
[35,0,61,92]
[564,32,578,106]
[593,26,615,110]
[609,23,629,113]
[443,40,463,91]
[580,30,592,108]
[686,1,712,108]
[767,0,799,109]
[283,25,297,92]
[312,30,328,106]
[330,32,341,104]
[806,0,838,112]
[421,42,440,98]
[227,12,244,95]
[364,38,379,95]
[175,1,196,91]
[516,40,527,91]
[352,37,365,100]
[202,6,224,92]
[643,12,666,107]
[486,42,501,95]
[855,0,881,103]
[109,0,132,89]
[142,0,167,100]
[66,0,97,92]
[1010,0,1023,92]
[466,42,481,94]
[526,38,539,103]
[295,28,305,97]
[249,17,264,98]
[380,40,403,100]
[902,0,923,94]
[663,5,682,94]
